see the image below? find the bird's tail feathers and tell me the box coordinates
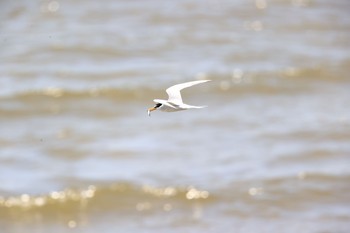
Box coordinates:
[184,104,207,109]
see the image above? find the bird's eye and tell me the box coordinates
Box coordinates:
[155,103,162,108]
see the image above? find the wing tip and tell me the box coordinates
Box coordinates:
[197,79,211,82]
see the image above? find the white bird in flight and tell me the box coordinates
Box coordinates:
[147,80,210,116]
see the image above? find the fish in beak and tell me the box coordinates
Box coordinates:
[147,107,156,116]
[147,103,162,116]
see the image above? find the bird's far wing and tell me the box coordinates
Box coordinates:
[165,80,210,105]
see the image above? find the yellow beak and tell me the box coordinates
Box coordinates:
[147,107,156,116]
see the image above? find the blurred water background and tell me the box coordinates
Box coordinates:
[1,0,350,232]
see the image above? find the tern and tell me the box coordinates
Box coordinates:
[147,80,210,116]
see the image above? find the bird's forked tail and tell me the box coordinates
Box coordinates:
[183,104,207,109]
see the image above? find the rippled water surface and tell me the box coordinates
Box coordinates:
[1,0,350,232]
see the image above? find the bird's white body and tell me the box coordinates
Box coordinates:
[153,99,204,112]
[148,80,210,116]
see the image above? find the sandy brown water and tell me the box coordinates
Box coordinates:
[1,0,350,232]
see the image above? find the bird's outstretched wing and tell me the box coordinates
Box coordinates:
[166,80,210,105]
